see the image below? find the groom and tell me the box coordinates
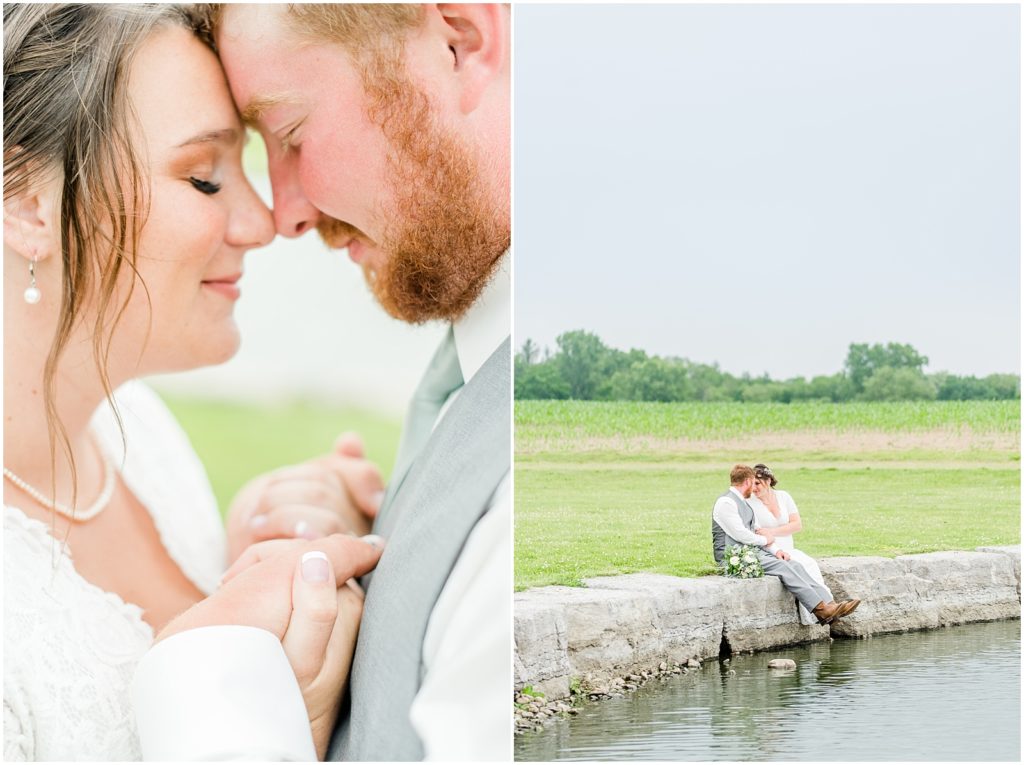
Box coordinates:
[133,4,510,761]
[712,465,860,625]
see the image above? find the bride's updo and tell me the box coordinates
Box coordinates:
[3,3,208,503]
[754,463,778,487]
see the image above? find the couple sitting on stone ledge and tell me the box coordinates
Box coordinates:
[712,464,861,626]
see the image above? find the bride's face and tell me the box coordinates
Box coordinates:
[110,26,273,375]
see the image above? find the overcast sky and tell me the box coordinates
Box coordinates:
[514,3,1020,379]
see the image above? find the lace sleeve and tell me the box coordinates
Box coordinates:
[4,691,32,761]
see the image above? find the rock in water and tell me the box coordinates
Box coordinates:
[768,658,797,670]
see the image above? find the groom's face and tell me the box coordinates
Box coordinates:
[215,4,509,323]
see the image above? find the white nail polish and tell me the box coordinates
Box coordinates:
[301,551,330,583]
[249,514,268,528]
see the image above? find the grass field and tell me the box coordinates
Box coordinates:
[515,400,1021,590]
[162,394,402,518]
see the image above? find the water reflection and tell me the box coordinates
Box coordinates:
[515,620,1021,761]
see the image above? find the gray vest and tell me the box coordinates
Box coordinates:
[329,338,511,762]
[711,489,755,563]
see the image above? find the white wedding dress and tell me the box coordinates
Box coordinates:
[4,381,226,761]
[748,489,833,625]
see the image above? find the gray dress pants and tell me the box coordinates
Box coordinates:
[757,549,831,612]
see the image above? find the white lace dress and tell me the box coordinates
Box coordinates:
[748,489,833,625]
[4,381,227,761]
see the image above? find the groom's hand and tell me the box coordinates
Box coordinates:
[226,432,385,561]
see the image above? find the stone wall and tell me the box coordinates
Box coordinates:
[514,545,1020,700]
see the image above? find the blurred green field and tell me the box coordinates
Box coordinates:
[514,400,1021,590]
[162,393,402,518]
[517,400,1021,464]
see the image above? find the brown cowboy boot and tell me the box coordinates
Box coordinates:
[811,601,842,625]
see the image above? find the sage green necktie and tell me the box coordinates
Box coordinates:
[381,327,464,513]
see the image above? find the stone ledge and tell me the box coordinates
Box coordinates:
[515,547,1021,701]
[976,545,1021,594]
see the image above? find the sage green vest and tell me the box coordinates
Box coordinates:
[329,338,510,761]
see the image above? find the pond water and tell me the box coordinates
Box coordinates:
[514,619,1021,761]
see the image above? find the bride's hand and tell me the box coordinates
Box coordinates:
[158,535,382,760]
[226,432,385,562]
[283,548,366,759]
[219,536,382,759]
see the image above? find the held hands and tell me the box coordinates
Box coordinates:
[775,549,791,561]
[226,432,385,563]
[755,528,776,546]
[156,533,384,759]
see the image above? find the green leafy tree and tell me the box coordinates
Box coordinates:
[555,330,611,399]
[609,357,689,402]
[845,342,929,392]
[515,360,570,399]
[860,367,937,401]
[518,338,539,366]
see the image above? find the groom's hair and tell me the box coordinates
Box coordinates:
[192,4,425,61]
[730,465,755,485]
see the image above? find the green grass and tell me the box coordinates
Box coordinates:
[161,394,401,518]
[514,400,1021,590]
[517,400,1020,441]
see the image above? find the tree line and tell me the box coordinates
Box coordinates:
[514,331,1021,403]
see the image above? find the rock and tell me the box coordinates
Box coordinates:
[767,658,796,669]
[585,574,728,665]
[976,545,1021,595]
[514,549,1021,716]
[548,586,662,687]
[514,592,572,700]
[717,575,830,651]
[821,552,1020,638]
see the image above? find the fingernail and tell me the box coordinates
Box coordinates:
[361,534,385,550]
[249,514,268,529]
[294,520,318,540]
[372,490,385,509]
[301,551,330,583]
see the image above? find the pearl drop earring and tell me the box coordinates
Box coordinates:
[24,260,41,304]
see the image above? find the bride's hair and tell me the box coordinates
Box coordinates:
[754,464,778,487]
[3,3,210,515]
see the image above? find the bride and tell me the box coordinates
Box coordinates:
[4,5,380,760]
[748,463,835,626]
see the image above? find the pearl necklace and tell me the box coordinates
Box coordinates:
[3,443,116,522]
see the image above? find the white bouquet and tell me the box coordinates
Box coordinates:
[721,544,764,579]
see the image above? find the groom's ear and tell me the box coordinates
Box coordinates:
[430,3,509,115]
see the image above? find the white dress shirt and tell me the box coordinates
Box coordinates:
[712,487,778,553]
[132,257,511,761]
